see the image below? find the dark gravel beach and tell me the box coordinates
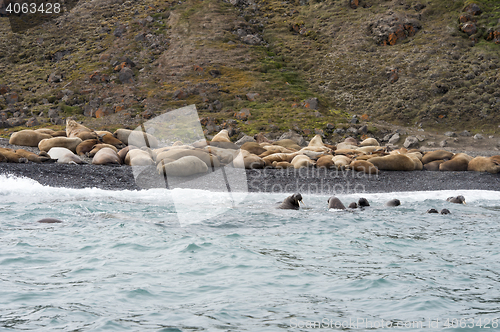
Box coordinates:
[1,163,499,193]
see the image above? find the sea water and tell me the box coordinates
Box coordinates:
[1,175,500,331]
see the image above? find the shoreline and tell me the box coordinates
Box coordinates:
[1,163,499,193]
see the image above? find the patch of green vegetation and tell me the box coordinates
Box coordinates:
[60,103,83,116]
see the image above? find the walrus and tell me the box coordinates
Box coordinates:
[92,147,121,165]
[233,150,265,169]
[467,156,500,174]
[125,149,155,166]
[113,128,159,148]
[76,131,98,141]
[422,150,454,164]
[9,130,52,147]
[336,143,359,151]
[350,160,379,174]
[385,199,401,207]
[263,153,292,165]
[358,198,370,207]
[157,155,209,177]
[440,209,451,215]
[88,144,118,158]
[39,137,82,153]
[273,161,294,169]
[439,153,473,171]
[427,208,438,213]
[278,193,303,210]
[316,155,335,169]
[327,196,346,210]
[0,148,28,163]
[241,142,267,155]
[156,149,221,168]
[47,147,86,164]
[308,135,326,148]
[100,133,126,149]
[447,195,466,204]
[359,138,379,147]
[204,146,239,165]
[76,139,99,156]
[368,154,415,171]
[117,146,135,164]
[344,137,358,146]
[34,128,56,136]
[273,139,301,151]
[15,149,53,163]
[423,160,444,171]
[332,155,351,169]
[211,129,231,143]
[37,218,63,223]
[348,202,358,209]
[66,119,93,138]
[209,141,239,150]
[290,155,315,169]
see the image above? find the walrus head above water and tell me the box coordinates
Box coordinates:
[446,195,466,204]
[278,193,303,210]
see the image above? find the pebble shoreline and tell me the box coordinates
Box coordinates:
[1,162,499,193]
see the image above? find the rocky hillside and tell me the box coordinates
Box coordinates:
[0,0,499,143]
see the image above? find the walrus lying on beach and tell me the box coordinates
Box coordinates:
[114,129,159,148]
[48,147,86,164]
[157,155,208,177]
[0,147,28,163]
[439,153,473,171]
[39,137,82,154]
[15,149,53,163]
[66,119,93,138]
[467,156,500,174]
[92,147,121,165]
[9,130,52,147]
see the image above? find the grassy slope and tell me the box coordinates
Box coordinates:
[0,0,499,139]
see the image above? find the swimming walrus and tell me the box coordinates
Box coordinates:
[447,195,466,204]
[327,196,346,210]
[358,198,370,207]
[278,193,303,210]
[348,202,358,209]
[37,218,63,224]
[385,199,401,207]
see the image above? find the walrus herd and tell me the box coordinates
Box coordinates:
[279,193,466,214]
[2,122,500,178]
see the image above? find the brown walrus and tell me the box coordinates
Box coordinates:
[327,196,346,210]
[368,154,415,171]
[278,193,303,210]
[9,130,52,147]
[467,156,500,174]
[422,150,454,164]
[439,153,472,171]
